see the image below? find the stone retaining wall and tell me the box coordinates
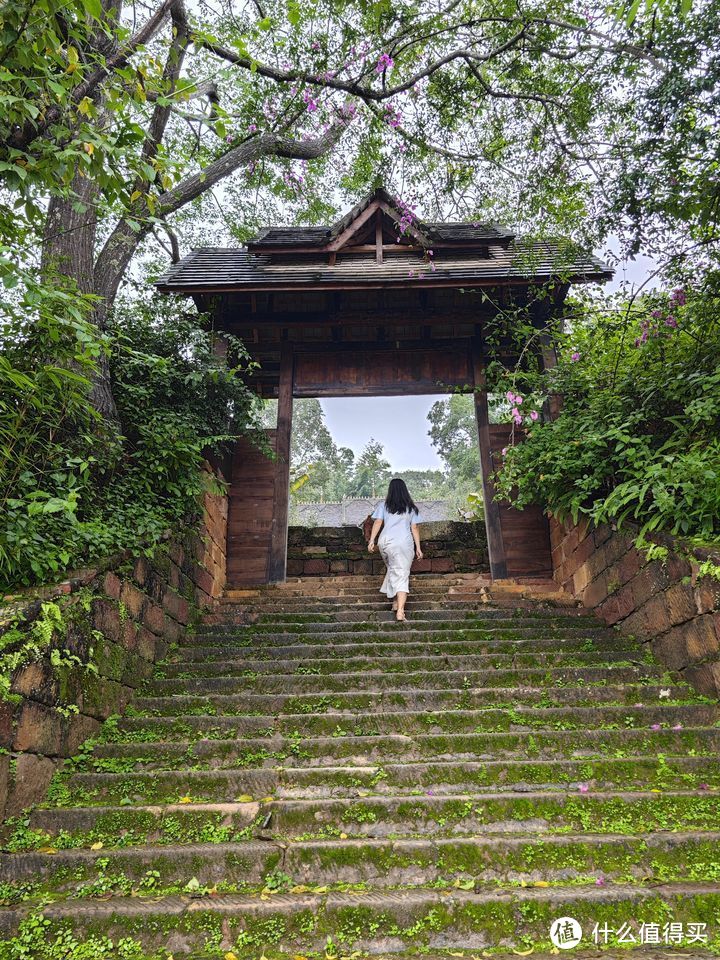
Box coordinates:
[550,517,720,698]
[0,467,227,821]
[287,521,489,577]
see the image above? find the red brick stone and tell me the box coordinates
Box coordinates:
[162,615,182,645]
[63,714,101,755]
[132,557,150,587]
[582,572,609,608]
[103,571,122,600]
[163,588,190,626]
[0,700,14,750]
[665,551,692,582]
[572,564,591,595]
[640,593,672,635]
[349,559,372,575]
[596,596,619,625]
[143,601,166,636]
[593,523,612,548]
[411,558,432,573]
[683,661,720,699]
[329,560,348,573]
[11,662,57,703]
[169,542,185,567]
[286,559,304,577]
[684,615,720,661]
[431,557,454,573]
[119,580,146,619]
[629,568,659,609]
[304,559,330,575]
[617,549,641,586]
[570,534,596,570]
[695,579,720,615]
[13,701,63,754]
[612,583,636,622]
[665,582,696,626]
[6,754,58,817]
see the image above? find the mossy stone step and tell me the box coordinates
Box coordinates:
[132,683,696,717]
[4,830,720,897]
[145,665,667,696]
[27,791,720,845]
[2,884,719,955]
[113,702,720,740]
[90,728,720,768]
[198,613,605,631]
[58,754,720,804]
[170,634,636,661]
[160,651,652,679]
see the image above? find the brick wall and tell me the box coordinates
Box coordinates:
[550,517,720,698]
[286,521,489,577]
[0,466,227,821]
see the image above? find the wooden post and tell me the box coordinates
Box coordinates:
[472,341,508,579]
[268,343,294,582]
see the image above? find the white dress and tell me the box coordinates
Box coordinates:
[371,502,424,598]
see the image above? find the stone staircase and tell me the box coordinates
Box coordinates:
[2,573,720,958]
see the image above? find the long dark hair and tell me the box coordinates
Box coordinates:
[384,478,419,515]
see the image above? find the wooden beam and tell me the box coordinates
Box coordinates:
[375,209,383,264]
[267,343,294,582]
[326,199,380,251]
[472,340,508,579]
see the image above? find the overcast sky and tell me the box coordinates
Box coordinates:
[320,241,658,471]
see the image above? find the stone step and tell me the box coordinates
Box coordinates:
[4,830,720,897]
[206,609,596,627]
[89,727,720,769]
[2,883,719,954]
[58,754,719,804]
[159,650,652,679]
[170,634,635,662]
[189,618,611,638]
[28,790,720,845]
[143,664,668,696]
[115,702,720,740]
[132,682,696,717]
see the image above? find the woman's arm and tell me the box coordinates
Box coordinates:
[367,518,383,552]
[411,523,424,560]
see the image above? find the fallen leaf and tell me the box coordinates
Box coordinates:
[37,847,58,855]
[260,796,274,803]
[532,881,549,887]
[90,841,104,851]
[236,794,253,803]
[339,833,348,840]
[512,949,534,956]
[312,885,328,893]
[224,953,238,960]
[290,885,312,894]
[293,955,309,960]
[178,796,193,804]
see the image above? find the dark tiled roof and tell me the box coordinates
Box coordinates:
[246,187,514,249]
[155,243,613,292]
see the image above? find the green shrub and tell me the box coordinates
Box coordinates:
[0,295,261,589]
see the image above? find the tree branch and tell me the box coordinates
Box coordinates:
[6,0,180,151]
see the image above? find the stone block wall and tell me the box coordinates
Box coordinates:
[550,517,720,698]
[286,521,489,577]
[0,468,227,821]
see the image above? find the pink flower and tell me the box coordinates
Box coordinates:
[651,309,663,319]
[578,783,589,793]
[651,724,661,731]
[376,53,395,73]
[506,390,515,403]
[530,410,539,422]
[515,396,523,405]
[224,134,234,143]
[671,287,686,305]
[665,316,678,328]
[673,723,683,730]
[501,447,508,456]
[248,123,257,133]
[571,352,580,362]
[595,877,606,887]
[699,783,709,791]
[306,99,318,112]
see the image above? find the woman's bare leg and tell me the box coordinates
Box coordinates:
[396,591,408,620]
[391,599,398,611]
